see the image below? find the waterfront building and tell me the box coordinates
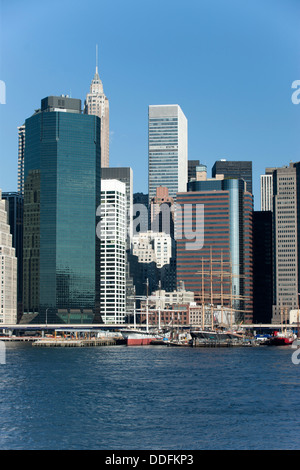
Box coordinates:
[176,174,253,324]
[100,179,126,324]
[84,57,109,167]
[2,192,23,321]
[17,124,25,195]
[140,302,234,328]
[212,159,252,194]
[0,190,17,324]
[271,162,300,323]
[101,167,134,314]
[148,105,188,202]
[23,95,101,324]
[150,285,194,310]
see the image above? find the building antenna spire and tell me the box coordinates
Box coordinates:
[96,44,98,74]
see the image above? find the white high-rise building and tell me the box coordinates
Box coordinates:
[260,168,275,211]
[18,124,25,194]
[84,51,109,168]
[148,105,188,202]
[99,180,126,324]
[0,190,17,324]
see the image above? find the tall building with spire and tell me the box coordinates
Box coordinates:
[84,48,109,167]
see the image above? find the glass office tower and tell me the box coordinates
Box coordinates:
[23,96,101,324]
[177,177,253,324]
[148,105,188,202]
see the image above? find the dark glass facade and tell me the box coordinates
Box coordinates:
[23,102,101,323]
[253,211,273,323]
[212,160,252,194]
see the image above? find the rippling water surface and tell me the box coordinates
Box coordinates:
[0,343,300,450]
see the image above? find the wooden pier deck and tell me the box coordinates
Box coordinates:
[32,338,118,347]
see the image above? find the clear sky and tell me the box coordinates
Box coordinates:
[0,0,299,209]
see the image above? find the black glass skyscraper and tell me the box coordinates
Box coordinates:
[212,160,252,194]
[23,96,101,324]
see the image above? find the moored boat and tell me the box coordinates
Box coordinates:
[190,329,242,341]
[121,329,162,346]
[265,330,296,346]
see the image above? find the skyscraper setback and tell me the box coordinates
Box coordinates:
[148,105,188,202]
[84,53,109,168]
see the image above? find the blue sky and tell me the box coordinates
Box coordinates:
[0,0,299,209]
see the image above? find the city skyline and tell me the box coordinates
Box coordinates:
[1,0,300,210]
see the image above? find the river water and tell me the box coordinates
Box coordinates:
[0,343,299,450]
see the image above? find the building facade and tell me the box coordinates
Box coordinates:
[2,192,23,321]
[99,179,126,324]
[260,168,276,211]
[253,211,273,324]
[0,190,17,324]
[148,105,188,202]
[212,160,253,194]
[23,96,101,324]
[188,160,200,182]
[18,124,25,195]
[272,162,300,322]
[150,186,174,235]
[177,176,253,324]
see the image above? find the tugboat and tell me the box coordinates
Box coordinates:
[266,330,296,346]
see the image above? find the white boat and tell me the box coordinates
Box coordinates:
[121,328,163,346]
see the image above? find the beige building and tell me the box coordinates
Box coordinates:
[0,190,17,324]
[84,61,109,167]
[132,231,173,269]
[272,163,299,323]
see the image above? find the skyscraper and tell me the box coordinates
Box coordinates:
[101,167,134,315]
[177,175,253,324]
[23,95,101,324]
[99,179,126,324]
[0,190,17,325]
[18,124,25,195]
[101,167,133,242]
[84,51,109,168]
[148,105,188,202]
[260,168,276,211]
[253,211,273,324]
[212,160,252,194]
[2,192,23,321]
[272,162,300,323]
